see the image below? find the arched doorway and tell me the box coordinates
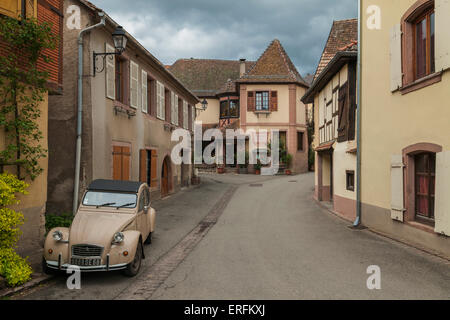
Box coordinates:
[161,156,171,197]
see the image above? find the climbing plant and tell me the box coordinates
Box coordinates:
[0,15,56,180]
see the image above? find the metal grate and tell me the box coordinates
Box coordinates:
[71,244,104,257]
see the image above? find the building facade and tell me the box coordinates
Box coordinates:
[47,0,198,214]
[0,0,63,265]
[361,0,450,257]
[170,40,310,174]
[302,19,358,221]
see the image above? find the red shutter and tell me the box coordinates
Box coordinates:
[270,91,278,111]
[247,91,255,111]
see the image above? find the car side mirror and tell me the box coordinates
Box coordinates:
[144,205,149,212]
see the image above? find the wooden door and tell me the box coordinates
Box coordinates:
[161,158,169,197]
[113,145,131,181]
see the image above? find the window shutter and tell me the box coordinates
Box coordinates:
[142,70,148,113]
[139,149,148,183]
[435,0,450,72]
[178,99,183,127]
[25,0,36,18]
[130,61,139,108]
[247,91,255,111]
[183,101,188,129]
[270,91,278,111]
[192,104,195,129]
[390,155,405,222]
[434,151,450,236]
[157,82,165,120]
[337,83,348,142]
[172,94,178,125]
[0,0,19,18]
[105,43,116,100]
[390,24,402,91]
[188,105,193,131]
[151,150,158,188]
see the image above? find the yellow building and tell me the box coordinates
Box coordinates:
[361,0,450,257]
[302,20,358,221]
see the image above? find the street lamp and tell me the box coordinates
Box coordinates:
[93,25,128,76]
[195,98,208,117]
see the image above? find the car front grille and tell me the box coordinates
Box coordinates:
[71,257,102,267]
[71,244,104,257]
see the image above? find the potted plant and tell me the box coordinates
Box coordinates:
[254,161,262,175]
[217,164,225,174]
[284,154,293,175]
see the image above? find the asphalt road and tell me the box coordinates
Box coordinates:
[16,173,450,300]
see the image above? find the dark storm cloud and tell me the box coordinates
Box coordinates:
[89,0,357,76]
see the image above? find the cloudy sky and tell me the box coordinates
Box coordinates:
[90,0,357,76]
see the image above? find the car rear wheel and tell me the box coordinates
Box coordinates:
[123,241,142,277]
[144,232,152,245]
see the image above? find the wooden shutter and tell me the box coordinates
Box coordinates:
[142,70,148,113]
[139,149,148,183]
[165,89,171,123]
[435,0,450,72]
[151,150,158,188]
[337,82,348,142]
[183,101,188,129]
[112,146,122,180]
[390,155,405,222]
[105,43,116,100]
[247,91,255,111]
[270,91,278,111]
[434,151,450,236]
[390,24,402,91]
[122,147,131,181]
[130,61,139,108]
[172,94,178,125]
[0,0,19,18]
[188,105,193,131]
[178,99,183,127]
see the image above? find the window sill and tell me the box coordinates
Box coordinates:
[404,220,435,235]
[399,71,442,95]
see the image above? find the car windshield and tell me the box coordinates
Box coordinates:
[82,191,137,209]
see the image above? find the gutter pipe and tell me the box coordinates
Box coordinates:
[354,0,362,227]
[73,12,106,215]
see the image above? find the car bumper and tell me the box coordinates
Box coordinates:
[46,260,127,272]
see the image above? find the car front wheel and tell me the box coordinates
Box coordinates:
[123,241,142,277]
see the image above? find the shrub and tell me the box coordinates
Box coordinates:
[45,213,73,233]
[0,247,32,287]
[0,173,32,287]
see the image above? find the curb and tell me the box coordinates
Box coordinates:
[0,273,52,298]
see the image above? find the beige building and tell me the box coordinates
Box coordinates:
[302,19,358,221]
[47,0,198,214]
[360,0,450,257]
[170,40,311,173]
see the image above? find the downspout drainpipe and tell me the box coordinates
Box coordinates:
[73,12,106,215]
[353,0,362,227]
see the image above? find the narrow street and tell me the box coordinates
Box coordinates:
[16,173,450,300]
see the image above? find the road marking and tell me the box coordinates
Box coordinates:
[115,185,238,300]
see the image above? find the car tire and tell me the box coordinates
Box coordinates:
[123,241,143,277]
[144,232,152,245]
[42,257,57,275]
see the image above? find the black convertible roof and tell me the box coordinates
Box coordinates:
[87,179,143,193]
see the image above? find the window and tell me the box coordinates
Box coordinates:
[414,152,436,224]
[140,149,158,188]
[256,92,269,111]
[116,58,125,103]
[229,100,239,117]
[220,101,229,118]
[171,92,178,125]
[297,131,304,151]
[346,171,355,191]
[156,81,165,120]
[183,101,188,129]
[414,10,435,79]
[221,99,239,118]
[279,131,287,150]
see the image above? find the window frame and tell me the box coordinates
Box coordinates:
[297,131,304,152]
[346,170,355,192]
[255,91,270,111]
[412,8,435,80]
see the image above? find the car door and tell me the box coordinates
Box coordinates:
[136,189,149,237]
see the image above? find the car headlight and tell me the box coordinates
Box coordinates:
[52,230,63,241]
[113,232,125,244]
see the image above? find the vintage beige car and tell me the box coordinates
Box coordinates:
[43,179,156,277]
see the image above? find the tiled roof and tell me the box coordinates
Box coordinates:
[314,19,358,80]
[168,59,255,97]
[304,73,314,85]
[238,39,309,88]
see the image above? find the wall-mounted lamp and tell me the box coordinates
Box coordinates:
[93,26,128,76]
[195,98,208,117]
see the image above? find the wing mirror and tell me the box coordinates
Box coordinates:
[144,205,149,213]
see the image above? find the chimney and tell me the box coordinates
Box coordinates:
[239,58,246,77]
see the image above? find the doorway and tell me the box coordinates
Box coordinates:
[161,156,171,197]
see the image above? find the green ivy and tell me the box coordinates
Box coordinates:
[0,15,57,180]
[45,213,74,234]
